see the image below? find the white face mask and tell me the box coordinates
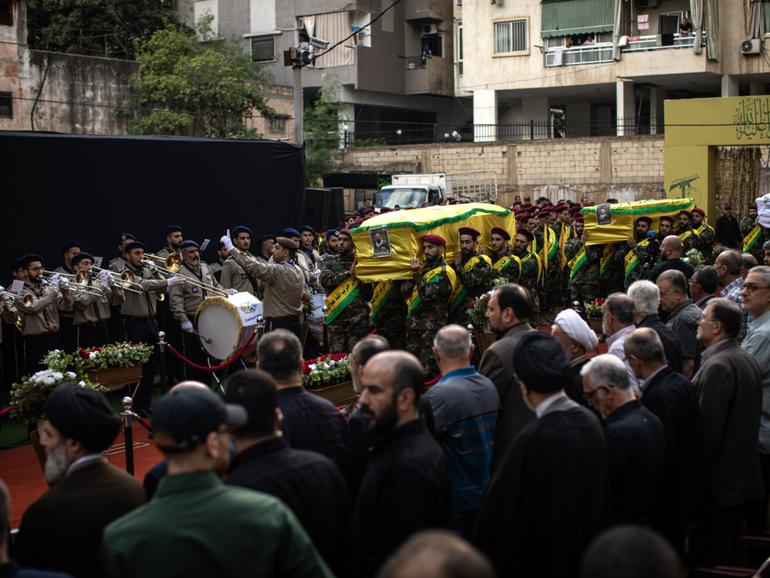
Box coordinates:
[44,443,70,484]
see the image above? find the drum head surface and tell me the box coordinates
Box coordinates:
[197,305,240,360]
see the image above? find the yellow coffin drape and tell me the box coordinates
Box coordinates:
[351,203,517,283]
[581,198,695,247]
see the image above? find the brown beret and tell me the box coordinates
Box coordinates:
[275,236,298,251]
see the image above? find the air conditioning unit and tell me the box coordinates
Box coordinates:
[741,38,761,55]
[422,23,439,35]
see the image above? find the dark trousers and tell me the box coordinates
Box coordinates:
[123,317,159,414]
[59,315,75,353]
[1,322,21,404]
[267,316,301,339]
[181,330,212,385]
[75,321,109,349]
[157,300,182,385]
[23,333,59,376]
[748,453,770,534]
[694,504,748,566]
[108,305,124,342]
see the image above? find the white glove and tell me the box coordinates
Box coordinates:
[181,320,194,333]
[226,288,237,296]
[166,276,186,288]
[0,285,5,293]
[221,230,234,253]
[50,274,61,292]
[99,270,110,288]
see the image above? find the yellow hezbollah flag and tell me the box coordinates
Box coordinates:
[581,198,695,247]
[351,203,517,283]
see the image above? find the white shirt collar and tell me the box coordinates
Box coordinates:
[535,392,568,418]
[606,324,635,348]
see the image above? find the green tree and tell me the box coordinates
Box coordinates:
[304,80,344,184]
[128,19,273,138]
[26,0,176,59]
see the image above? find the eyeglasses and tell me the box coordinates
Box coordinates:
[583,384,609,401]
[744,283,770,292]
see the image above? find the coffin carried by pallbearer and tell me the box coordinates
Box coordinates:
[350,203,517,282]
[580,197,695,246]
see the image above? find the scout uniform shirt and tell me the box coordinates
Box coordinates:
[230,249,304,319]
[17,281,72,336]
[72,279,125,326]
[120,263,170,318]
[221,252,258,296]
[169,261,221,325]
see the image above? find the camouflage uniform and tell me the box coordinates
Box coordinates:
[693,224,717,264]
[676,226,700,253]
[600,243,625,296]
[449,252,493,326]
[514,249,542,317]
[371,280,406,350]
[490,249,521,284]
[401,258,454,376]
[319,251,371,354]
[617,237,660,289]
[533,224,562,319]
[740,216,768,261]
[565,238,602,304]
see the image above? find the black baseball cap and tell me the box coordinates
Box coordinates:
[152,388,247,454]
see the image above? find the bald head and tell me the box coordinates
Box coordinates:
[169,380,210,393]
[364,351,425,402]
[662,235,683,258]
[433,324,472,360]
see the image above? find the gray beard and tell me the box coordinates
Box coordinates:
[44,443,70,483]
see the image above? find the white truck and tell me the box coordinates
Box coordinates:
[375,172,498,210]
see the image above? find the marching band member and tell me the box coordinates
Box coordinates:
[220,232,304,338]
[120,241,186,417]
[156,225,184,259]
[221,226,258,297]
[169,240,224,383]
[16,254,72,375]
[55,240,82,353]
[71,252,124,348]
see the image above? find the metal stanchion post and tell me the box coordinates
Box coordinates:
[121,396,135,476]
[157,331,168,394]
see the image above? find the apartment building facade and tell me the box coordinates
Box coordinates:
[190,0,471,144]
[458,0,770,141]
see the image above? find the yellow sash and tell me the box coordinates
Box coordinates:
[568,247,587,285]
[600,245,614,278]
[370,280,394,324]
[407,263,457,316]
[493,254,522,281]
[450,255,493,312]
[623,239,651,285]
[559,224,570,270]
[743,224,763,253]
[324,276,360,325]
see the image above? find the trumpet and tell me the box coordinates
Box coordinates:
[1,291,33,308]
[41,271,103,297]
[141,260,228,297]
[90,266,144,294]
[143,252,182,273]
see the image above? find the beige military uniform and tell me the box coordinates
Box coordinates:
[169,262,221,324]
[120,263,169,318]
[17,282,72,336]
[109,256,128,274]
[220,254,257,296]
[72,279,125,325]
[230,249,303,318]
[156,246,175,260]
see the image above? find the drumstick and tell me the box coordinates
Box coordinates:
[194,331,213,344]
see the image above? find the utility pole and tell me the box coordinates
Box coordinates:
[293,65,303,146]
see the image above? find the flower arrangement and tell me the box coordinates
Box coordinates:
[75,343,153,371]
[685,248,705,268]
[467,278,508,331]
[302,354,351,389]
[11,370,104,429]
[301,289,314,318]
[584,298,606,318]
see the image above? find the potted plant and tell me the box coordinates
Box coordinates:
[583,298,606,334]
[74,343,153,390]
[303,354,356,406]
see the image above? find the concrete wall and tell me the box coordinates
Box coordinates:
[340,135,665,203]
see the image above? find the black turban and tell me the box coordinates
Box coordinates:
[43,383,120,453]
[512,333,569,394]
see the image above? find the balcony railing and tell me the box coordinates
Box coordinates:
[544,43,615,67]
[405,55,427,70]
[622,31,706,52]
[544,32,707,67]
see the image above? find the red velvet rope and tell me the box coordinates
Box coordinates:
[133,415,153,433]
[166,330,258,372]
[0,405,16,417]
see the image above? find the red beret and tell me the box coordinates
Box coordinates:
[678,210,691,217]
[422,234,446,247]
[516,230,534,242]
[692,208,705,217]
[538,207,553,216]
[635,216,653,225]
[339,228,352,238]
[490,227,511,241]
[659,216,674,224]
[574,215,584,223]
[555,204,569,213]
[458,227,481,239]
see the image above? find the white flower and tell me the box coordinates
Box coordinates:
[42,377,55,386]
[89,352,98,360]
[53,372,63,380]
[65,372,76,379]
[78,381,86,386]
[309,364,317,371]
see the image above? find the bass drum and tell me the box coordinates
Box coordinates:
[195,292,263,360]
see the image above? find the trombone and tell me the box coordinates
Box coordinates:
[143,252,182,273]
[90,266,144,294]
[141,259,229,297]
[41,271,103,297]
[1,290,33,308]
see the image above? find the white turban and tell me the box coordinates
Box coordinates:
[757,195,770,228]
[554,309,599,352]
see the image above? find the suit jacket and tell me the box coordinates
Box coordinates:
[692,339,764,509]
[640,366,702,552]
[14,460,146,578]
[477,394,611,578]
[636,315,684,374]
[604,400,665,524]
[478,322,536,473]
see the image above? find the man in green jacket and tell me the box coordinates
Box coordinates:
[102,387,334,578]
